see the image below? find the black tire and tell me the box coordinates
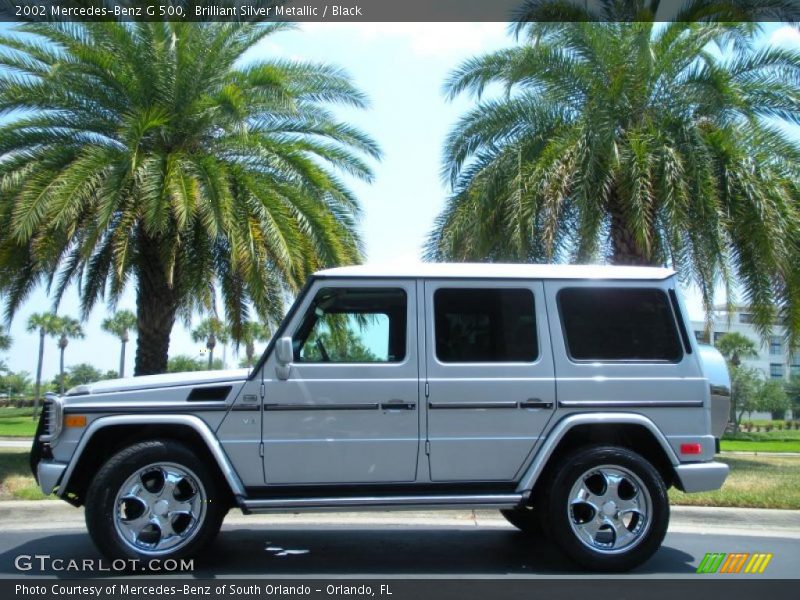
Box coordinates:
[85,439,226,563]
[538,445,669,572]
[500,505,543,535]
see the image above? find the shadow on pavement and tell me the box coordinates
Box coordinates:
[0,526,696,578]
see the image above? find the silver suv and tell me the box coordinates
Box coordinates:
[31,263,730,572]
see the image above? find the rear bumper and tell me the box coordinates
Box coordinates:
[37,461,67,496]
[674,461,729,493]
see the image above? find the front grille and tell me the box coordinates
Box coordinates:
[40,400,51,438]
[39,394,62,442]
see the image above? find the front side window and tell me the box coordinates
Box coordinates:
[294,287,407,363]
[559,288,683,362]
[434,288,538,363]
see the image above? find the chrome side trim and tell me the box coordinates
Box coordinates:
[428,402,518,409]
[558,400,703,408]
[515,413,680,493]
[263,403,379,411]
[57,414,246,498]
[63,402,230,413]
[240,494,523,513]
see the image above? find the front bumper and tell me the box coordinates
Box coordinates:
[674,461,729,493]
[37,460,67,496]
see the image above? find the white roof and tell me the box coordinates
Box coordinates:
[316,262,674,280]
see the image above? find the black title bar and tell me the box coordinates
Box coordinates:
[1,0,800,23]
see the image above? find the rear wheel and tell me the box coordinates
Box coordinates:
[85,440,226,562]
[539,445,669,572]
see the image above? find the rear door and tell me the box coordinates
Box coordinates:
[423,280,556,481]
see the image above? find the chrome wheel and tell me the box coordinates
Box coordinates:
[113,462,207,555]
[567,465,651,554]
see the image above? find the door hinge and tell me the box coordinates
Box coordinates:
[425,440,430,455]
[424,382,430,398]
[259,381,266,399]
[259,442,264,458]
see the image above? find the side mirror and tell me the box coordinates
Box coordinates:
[275,336,293,380]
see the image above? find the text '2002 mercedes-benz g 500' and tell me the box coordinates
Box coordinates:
[31,263,731,571]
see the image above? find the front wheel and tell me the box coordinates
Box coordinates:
[85,440,226,562]
[539,445,669,572]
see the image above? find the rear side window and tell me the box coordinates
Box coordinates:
[558,288,683,362]
[434,288,538,363]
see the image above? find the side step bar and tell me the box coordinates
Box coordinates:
[239,493,524,514]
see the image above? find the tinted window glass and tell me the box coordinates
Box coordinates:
[434,288,537,363]
[295,288,406,363]
[559,288,682,361]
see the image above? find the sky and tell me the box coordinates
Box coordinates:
[1,21,799,380]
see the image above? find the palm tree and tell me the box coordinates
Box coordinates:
[427,1,800,349]
[0,21,379,376]
[715,332,758,365]
[26,312,62,418]
[55,317,84,394]
[191,317,229,370]
[0,332,10,374]
[101,310,137,378]
[233,321,273,367]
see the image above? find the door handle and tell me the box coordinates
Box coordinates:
[381,401,416,411]
[518,399,553,409]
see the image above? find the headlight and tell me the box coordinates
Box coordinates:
[39,394,64,442]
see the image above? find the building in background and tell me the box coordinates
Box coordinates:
[691,306,800,382]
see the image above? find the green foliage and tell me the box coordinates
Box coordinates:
[59,363,104,388]
[0,21,379,374]
[167,355,224,373]
[786,375,800,415]
[101,310,137,342]
[715,332,758,363]
[191,317,229,347]
[428,10,800,349]
[0,370,32,396]
[26,313,62,337]
[0,332,10,352]
[757,379,790,417]
[233,320,273,366]
[731,366,761,428]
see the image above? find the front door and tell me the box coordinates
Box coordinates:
[424,280,556,481]
[261,280,420,484]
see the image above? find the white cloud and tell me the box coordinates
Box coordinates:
[768,25,800,48]
[301,22,509,57]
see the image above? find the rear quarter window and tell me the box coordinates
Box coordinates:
[558,287,683,362]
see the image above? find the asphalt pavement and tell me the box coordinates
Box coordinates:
[0,507,797,578]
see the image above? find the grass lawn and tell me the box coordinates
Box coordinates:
[1,449,798,507]
[720,428,800,453]
[0,413,37,438]
[670,455,800,509]
[0,449,49,500]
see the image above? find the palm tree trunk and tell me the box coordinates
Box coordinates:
[609,202,652,266]
[246,342,255,367]
[208,346,214,370]
[32,329,45,420]
[119,340,126,378]
[59,345,66,394]
[134,234,178,376]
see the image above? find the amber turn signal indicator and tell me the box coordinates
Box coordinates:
[64,415,87,428]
